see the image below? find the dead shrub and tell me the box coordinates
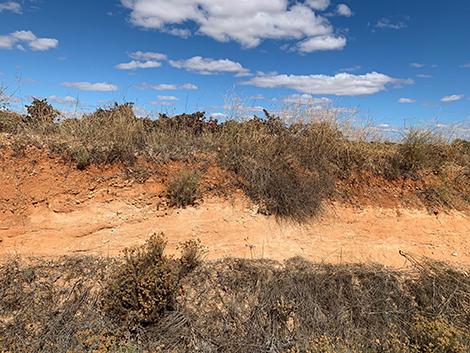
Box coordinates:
[167,170,201,208]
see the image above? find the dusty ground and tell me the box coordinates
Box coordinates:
[1,144,470,268]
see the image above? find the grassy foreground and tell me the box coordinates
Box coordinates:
[1,234,470,352]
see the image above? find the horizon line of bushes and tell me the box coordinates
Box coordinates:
[2,99,470,222]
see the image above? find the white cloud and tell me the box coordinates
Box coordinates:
[16,44,25,51]
[149,101,174,106]
[60,82,119,91]
[297,35,346,52]
[169,56,251,76]
[128,51,167,61]
[22,78,40,84]
[133,82,198,90]
[247,94,265,100]
[156,95,179,100]
[336,4,353,17]
[398,98,417,103]
[0,2,21,14]
[28,37,59,51]
[115,60,162,70]
[47,95,78,104]
[416,74,432,78]
[241,72,412,96]
[305,0,330,11]
[337,65,361,73]
[180,83,198,90]
[209,112,227,119]
[441,94,464,102]
[280,94,333,105]
[376,18,407,29]
[121,0,346,52]
[0,30,58,51]
[460,63,470,68]
[410,63,424,68]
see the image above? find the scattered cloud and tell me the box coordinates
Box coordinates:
[115,60,162,70]
[180,83,198,90]
[133,82,198,91]
[47,95,79,105]
[169,56,251,76]
[16,44,25,51]
[441,94,464,102]
[416,74,432,78]
[278,94,333,105]
[21,78,40,84]
[0,30,58,51]
[60,81,119,91]
[460,63,470,68]
[155,95,179,101]
[398,98,417,103]
[336,65,361,73]
[0,2,21,14]
[297,35,346,52]
[247,94,265,100]
[149,101,174,106]
[241,72,413,96]
[209,112,227,119]
[121,0,348,52]
[128,51,167,61]
[410,63,424,68]
[376,17,408,29]
[336,4,353,17]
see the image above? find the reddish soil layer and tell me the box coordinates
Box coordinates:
[1,143,470,268]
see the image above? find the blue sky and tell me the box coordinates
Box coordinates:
[0,0,469,128]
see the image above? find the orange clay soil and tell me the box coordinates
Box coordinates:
[1,143,470,269]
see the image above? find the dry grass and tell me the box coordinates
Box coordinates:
[1,242,470,352]
[2,99,470,221]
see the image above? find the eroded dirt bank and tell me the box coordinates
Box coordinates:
[1,145,470,268]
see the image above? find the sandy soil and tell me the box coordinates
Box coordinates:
[2,144,470,268]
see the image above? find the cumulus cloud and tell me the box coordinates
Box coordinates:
[115,51,167,70]
[121,0,347,52]
[47,95,79,104]
[180,83,198,90]
[155,95,179,100]
[60,82,119,91]
[441,94,464,102]
[115,60,162,70]
[241,72,413,96]
[128,51,167,60]
[336,4,353,17]
[297,35,346,52]
[398,98,417,103]
[133,82,198,90]
[279,94,333,105]
[305,0,330,11]
[0,30,58,51]
[169,56,251,76]
[0,2,21,14]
